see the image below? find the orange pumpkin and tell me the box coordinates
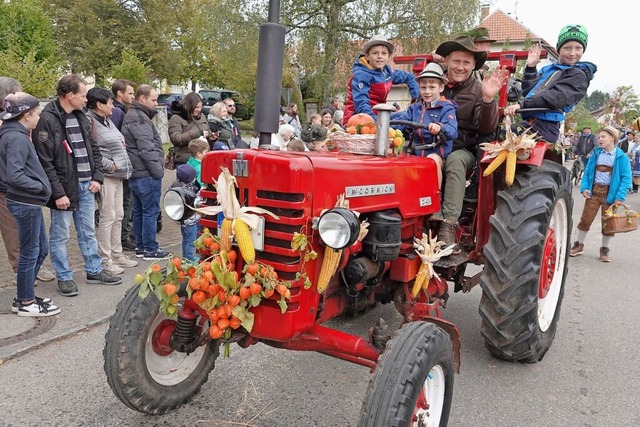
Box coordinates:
[347,126,357,135]
[347,113,375,128]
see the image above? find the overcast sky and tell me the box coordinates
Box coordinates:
[490,0,631,95]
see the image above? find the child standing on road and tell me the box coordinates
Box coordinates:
[343,35,420,124]
[391,63,458,187]
[171,164,201,262]
[569,126,632,262]
[0,92,60,317]
[504,25,597,143]
[186,137,208,189]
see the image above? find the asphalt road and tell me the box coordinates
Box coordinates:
[1,172,639,427]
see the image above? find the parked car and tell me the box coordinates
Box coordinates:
[199,89,252,120]
[157,93,183,118]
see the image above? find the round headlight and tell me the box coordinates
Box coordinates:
[318,208,360,249]
[163,187,197,221]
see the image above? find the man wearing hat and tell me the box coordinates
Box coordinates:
[343,34,420,124]
[503,24,597,143]
[432,35,508,252]
[391,62,457,187]
[0,92,61,317]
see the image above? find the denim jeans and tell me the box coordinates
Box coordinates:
[129,176,162,253]
[181,223,198,261]
[50,181,103,281]
[7,200,49,302]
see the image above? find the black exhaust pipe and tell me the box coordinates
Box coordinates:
[254,0,285,146]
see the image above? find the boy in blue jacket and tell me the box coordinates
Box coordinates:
[343,35,420,125]
[570,126,632,262]
[504,25,597,143]
[391,62,458,187]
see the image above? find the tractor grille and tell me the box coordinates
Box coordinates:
[257,190,305,202]
[199,185,309,284]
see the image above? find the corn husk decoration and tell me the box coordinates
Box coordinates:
[480,116,538,186]
[411,231,455,297]
[316,194,369,294]
[193,167,279,263]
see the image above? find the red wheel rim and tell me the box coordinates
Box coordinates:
[539,228,557,299]
[151,319,176,356]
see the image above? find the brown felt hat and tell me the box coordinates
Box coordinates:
[435,36,488,71]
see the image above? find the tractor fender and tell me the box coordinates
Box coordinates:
[423,317,461,374]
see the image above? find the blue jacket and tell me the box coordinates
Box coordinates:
[344,55,420,123]
[581,146,632,204]
[391,97,457,158]
[520,61,597,123]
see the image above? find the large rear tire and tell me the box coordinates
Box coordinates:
[479,160,572,362]
[359,322,454,427]
[103,285,219,414]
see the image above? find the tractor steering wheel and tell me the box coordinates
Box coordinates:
[389,119,447,155]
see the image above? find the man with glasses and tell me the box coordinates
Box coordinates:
[223,98,248,148]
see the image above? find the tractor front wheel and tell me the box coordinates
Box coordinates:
[103,285,219,414]
[358,321,454,427]
[479,160,572,362]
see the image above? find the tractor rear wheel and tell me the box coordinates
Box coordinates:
[359,322,454,427]
[103,285,219,414]
[479,160,572,362]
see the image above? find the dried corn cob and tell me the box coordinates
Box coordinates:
[483,150,508,176]
[220,218,233,251]
[234,219,255,262]
[411,263,431,297]
[505,151,517,186]
[317,247,342,293]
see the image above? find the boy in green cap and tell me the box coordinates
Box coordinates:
[504,24,597,143]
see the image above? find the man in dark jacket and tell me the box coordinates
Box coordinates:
[575,126,596,167]
[110,79,137,250]
[433,36,507,251]
[121,84,171,261]
[33,74,123,297]
[223,97,248,148]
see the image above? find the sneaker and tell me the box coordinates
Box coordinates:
[58,279,79,297]
[143,249,172,261]
[122,239,137,251]
[17,299,60,317]
[569,241,584,257]
[86,270,123,285]
[36,266,55,282]
[599,246,611,263]
[102,259,125,274]
[135,247,144,258]
[113,254,139,268]
[12,296,53,313]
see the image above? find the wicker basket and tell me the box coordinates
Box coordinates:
[602,204,639,234]
[329,134,390,155]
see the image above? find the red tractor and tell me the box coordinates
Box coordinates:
[103,16,571,427]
